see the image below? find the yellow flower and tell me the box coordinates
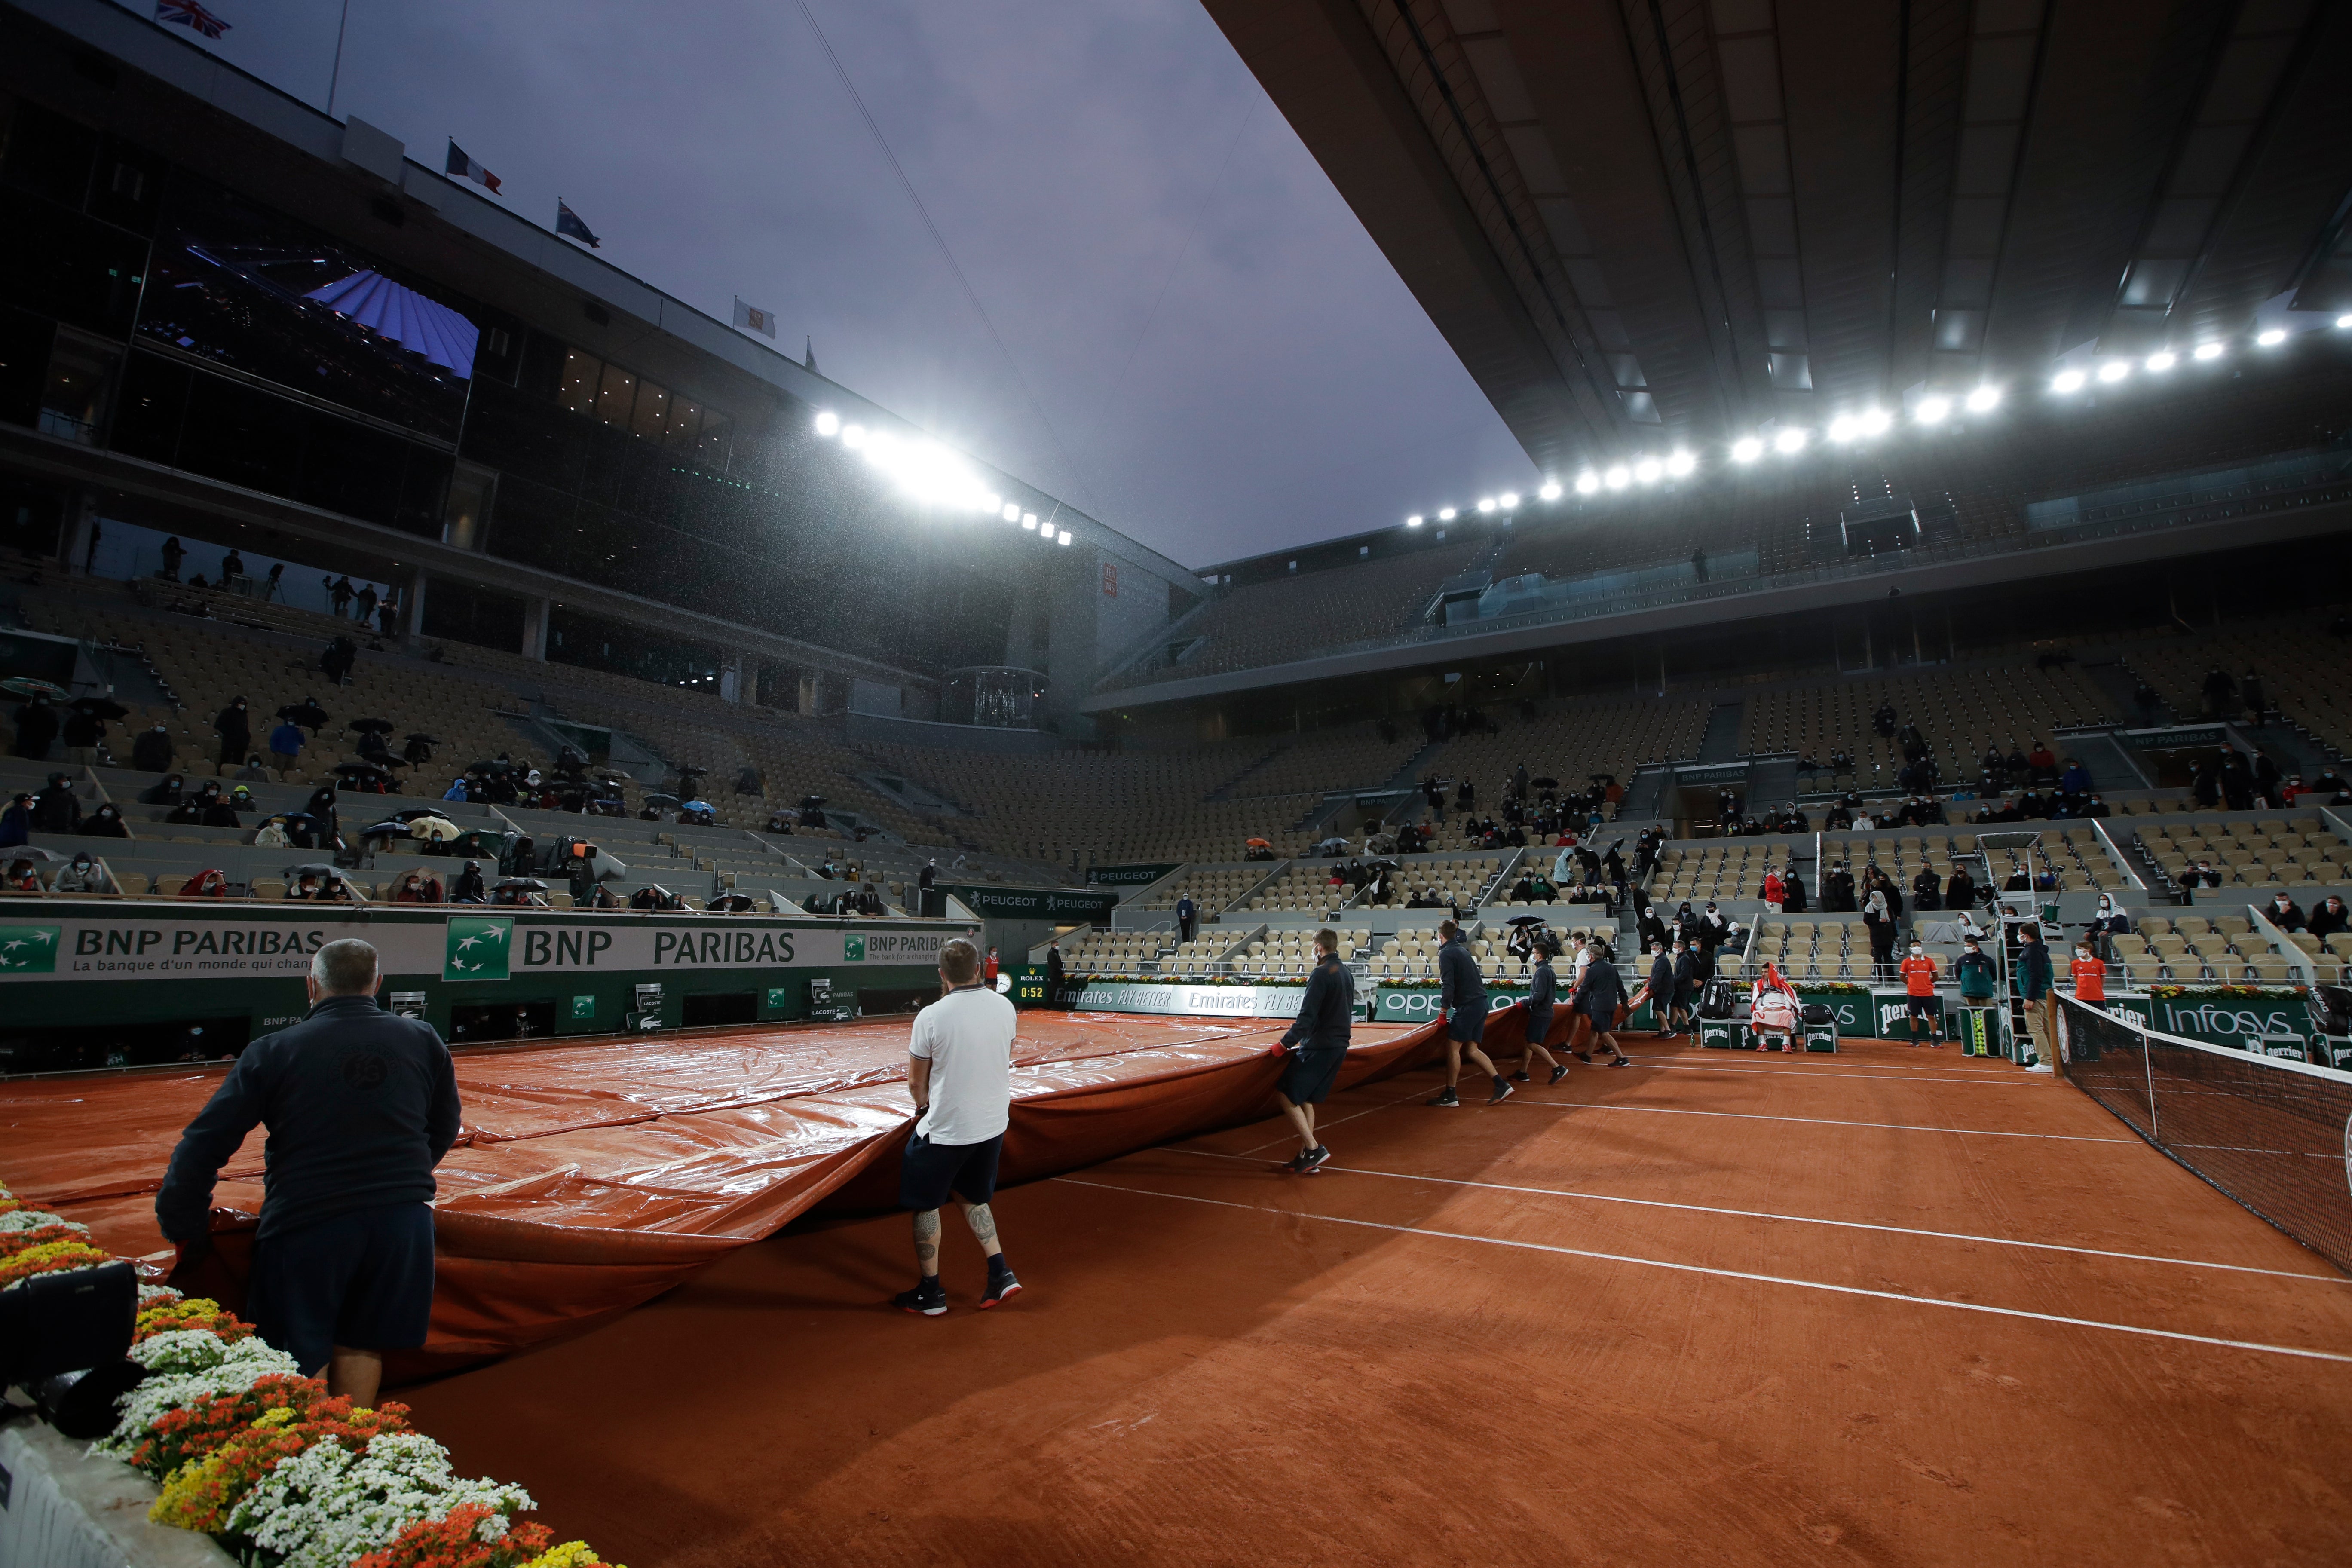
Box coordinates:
[525,1545,626,1568]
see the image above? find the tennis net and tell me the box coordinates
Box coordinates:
[2061,996,2352,1274]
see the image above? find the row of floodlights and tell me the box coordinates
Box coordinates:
[1403,315,2352,526]
[810,410,1070,543]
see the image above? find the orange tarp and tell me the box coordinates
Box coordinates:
[3,1009,1459,1368]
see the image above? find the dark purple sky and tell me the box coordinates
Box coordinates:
[162,0,1537,568]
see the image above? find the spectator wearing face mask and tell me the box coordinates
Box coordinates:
[54,852,113,893]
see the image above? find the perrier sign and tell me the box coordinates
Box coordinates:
[0,925,60,974]
[444,916,514,981]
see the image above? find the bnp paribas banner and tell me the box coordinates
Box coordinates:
[0,908,954,985]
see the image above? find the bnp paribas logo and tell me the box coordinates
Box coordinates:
[843,933,867,963]
[444,916,513,981]
[0,925,60,974]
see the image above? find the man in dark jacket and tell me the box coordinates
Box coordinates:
[2016,926,2057,1073]
[131,722,174,772]
[59,705,105,765]
[32,772,80,833]
[1044,940,1065,992]
[10,694,58,760]
[1645,939,1681,1035]
[1271,929,1355,1172]
[1176,893,1197,943]
[1672,939,1704,1029]
[156,938,459,1403]
[214,697,251,772]
[1431,919,1510,1107]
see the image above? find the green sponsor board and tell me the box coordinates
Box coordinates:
[0,925,61,975]
[444,917,514,981]
[843,933,866,962]
[1372,988,1526,1023]
[2095,990,2323,1057]
[945,885,1119,922]
[1086,863,1180,887]
[569,995,596,1021]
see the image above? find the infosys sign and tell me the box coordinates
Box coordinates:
[2128,993,2321,1052]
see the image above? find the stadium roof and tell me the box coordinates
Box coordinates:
[1200,0,2352,479]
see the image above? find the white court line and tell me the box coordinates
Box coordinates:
[1622,1057,2030,1085]
[1237,1087,1429,1157]
[1507,1097,2135,1143]
[1167,1148,2348,1283]
[1055,1177,2352,1365]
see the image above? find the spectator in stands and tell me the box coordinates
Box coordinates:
[1176,893,1197,943]
[1697,900,1730,956]
[54,850,114,894]
[127,721,173,773]
[2201,666,2236,718]
[1455,778,1475,814]
[1943,863,1977,911]
[1044,941,1064,992]
[2016,926,2057,1073]
[33,773,80,834]
[9,693,58,761]
[1819,863,1854,911]
[286,872,328,901]
[1862,888,1896,979]
[322,636,358,687]
[1780,867,1807,913]
[1691,547,1709,583]
[452,861,487,903]
[59,703,106,766]
[2308,896,2348,941]
[1911,864,1941,913]
[2024,739,2056,784]
[326,575,355,616]
[165,795,205,826]
[1896,719,1927,763]
[1850,807,1876,832]
[2239,667,2266,723]
[219,548,243,582]
[254,815,291,848]
[141,773,185,808]
[1824,801,1854,831]
[2057,757,2092,798]
[181,868,229,899]
[213,697,251,775]
[2082,793,2111,818]
[4,856,43,893]
[0,793,28,850]
[2266,892,2306,933]
[80,802,127,838]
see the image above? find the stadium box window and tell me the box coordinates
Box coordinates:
[0,94,99,208]
[135,174,481,441]
[443,463,496,551]
[39,326,119,444]
[108,349,188,462]
[0,188,146,339]
[459,378,583,492]
[546,607,722,687]
[0,473,66,557]
[481,473,577,576]
[0,305,49,429]
[420,576,527,650]
[175,372,309,498]
[592,362,637,427]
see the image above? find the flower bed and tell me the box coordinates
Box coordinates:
[0,1178,625,1568]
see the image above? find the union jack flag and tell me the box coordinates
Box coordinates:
[155,0,232,40]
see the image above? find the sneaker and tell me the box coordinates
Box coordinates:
[1608,1054,1632,1068]
[1510,1071,1531,1083]
[1548,1064,1569,1086]
[1486,1078,1516,1106]
[2023,1062,2054,1074]
[894,1279,948,1316]
[1298,1145,1332,1174]
[1427,1087,1460,1108]
[1575,1050,1595,1063]
[980,1266,1022,1309]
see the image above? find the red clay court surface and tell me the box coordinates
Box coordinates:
[399,1030,2352,1567]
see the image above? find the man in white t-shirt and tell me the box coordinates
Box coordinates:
[894,937,1023,1316]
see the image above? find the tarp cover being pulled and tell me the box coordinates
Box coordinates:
[4,1010,1454,1370]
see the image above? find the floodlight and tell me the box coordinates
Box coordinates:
[1574,471,1601,494]
[1002,502,1021,522]
[1021,513,1038,530]
[1538,482,1562,501]
[2144,351,2176,372]
[1633,458,1662,484]
[1826,416,1856,443]
[2097,360,2129,383]
[1438,507,1458,521]
[1730,437,1764,463]
[1965,385,2000,413]
[1406,514,1424,527]
[2050,370,2086,393]
[2193,342,2224,360]
[1499,491,1521,509]
[1476,497,1497,514]
[813,410,841,436]
[1856,408,1891,436]
[1603,465,1631,489]
[1914,396,1951,425]
[840,423,868,448]
[1774,427,1807,454]
[1057,530,1071,545]
[2338,314,2352,329]
[1666,450,1696,477]
[2256,328,2286,347]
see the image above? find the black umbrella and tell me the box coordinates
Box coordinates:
[334,760,391,778]
[495,876,549,892]
[282,861,340,879]
[1506,914,1548,928]
[361,818,413,838]
[674,763,708,777]
[70,696,131,720]
[642,793,681,810]
[278,701,329,729]
[1529,776,1559,790]
[3,845,69,863]
[348,717,395,735]
[404,732,440,745]
[799,795,827,809]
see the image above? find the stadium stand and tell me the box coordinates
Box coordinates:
[1423,697,1710,805]
[1739,659,2113,787]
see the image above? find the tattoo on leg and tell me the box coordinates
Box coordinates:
[963,1202,999,1249]
[913,1207,941,1268]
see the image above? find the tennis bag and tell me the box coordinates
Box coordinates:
[1697,977,1737,1019]
[1800,1002,1834,1026]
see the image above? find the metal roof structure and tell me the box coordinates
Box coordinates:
[1202,0,2352,476]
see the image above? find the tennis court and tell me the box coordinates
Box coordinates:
[398,1032,2352,1567]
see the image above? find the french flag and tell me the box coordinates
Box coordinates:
[445,139,502,196]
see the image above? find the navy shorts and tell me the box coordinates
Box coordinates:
[1905,995,1942,1020]
[1449,1007,1487,1045]
[1279,1045,1347,1106]
[247,1200,435,1376]
[900,1129,1004,1210]
[1524,1006,1553,1048]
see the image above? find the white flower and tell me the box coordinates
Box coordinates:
[230,1431,534,1568]
[93,1335,301,1455]
[0,1209,81,1233]
[137,1283,185,1308]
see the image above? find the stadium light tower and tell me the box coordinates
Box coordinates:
[1774,427,1807,455]
[1538,481,1562,501]
[2096,360,2129,382]
[1499,490,1520,509]
[1575,471,1600,494]
[1666,450,1696,478]
[1406,514,1424,527]
[2050,369,2086,393]
[1438,506,1457,520]
[2256,328,2287,347]
[1965,385,2001,412]
[1633,458,1661,484]
[1476,497,1498,514]
[2193,342,2225,360]
[1914,395,1951,425]
[1603,465,1631,489]
[813,410,841,436]
[1731,437,1764,462]
[2144,350,2176,372]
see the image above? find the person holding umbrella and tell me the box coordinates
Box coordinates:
[213,696,251,775]
[10,691,59,760]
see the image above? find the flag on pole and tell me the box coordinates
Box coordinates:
[731,298,778,338]
[445,140,502,196]
[154,0,231,38]
[805,337,819,374]
[555,199,600,249]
